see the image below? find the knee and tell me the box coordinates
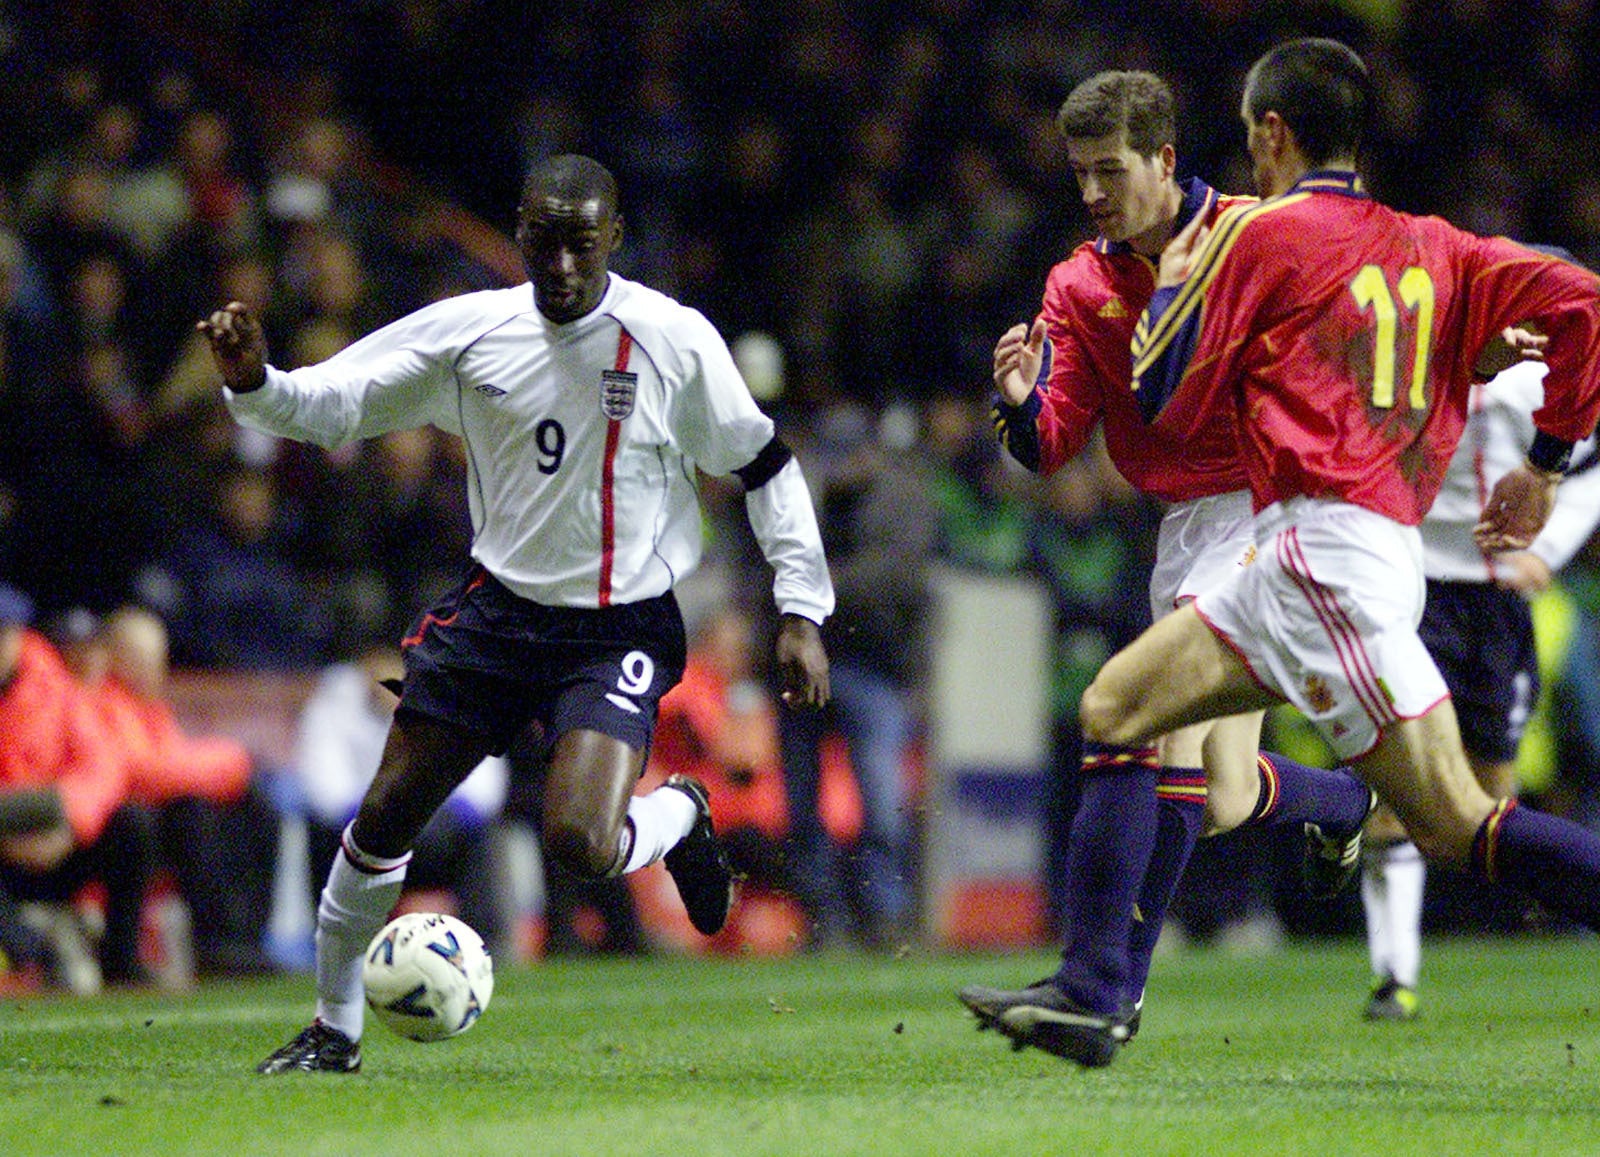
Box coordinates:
[1079,678,1134,747]
[544,818,623,878]
[1201,785,1254,836]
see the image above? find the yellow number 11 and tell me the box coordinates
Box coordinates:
[1349,264,1435,410]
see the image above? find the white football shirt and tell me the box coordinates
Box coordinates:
[226,274,834,622]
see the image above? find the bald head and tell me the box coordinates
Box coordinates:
[520,154,619,219]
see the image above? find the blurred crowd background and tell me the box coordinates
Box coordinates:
[4,0,1600,982]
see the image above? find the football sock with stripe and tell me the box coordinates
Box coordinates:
[1249,752,1371,834]
[1472,800,1600,929]
[1360,840,1424,989]
[314,826,412,1040]
[1052,742,1161,1016]
[619,784,698,874]
[1124,768,1207,1007]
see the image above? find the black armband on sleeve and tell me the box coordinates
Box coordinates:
[734,437,793,491]
[1528,430,1575,476]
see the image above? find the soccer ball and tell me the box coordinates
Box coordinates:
[363,912,494,1043]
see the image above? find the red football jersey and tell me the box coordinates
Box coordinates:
[1012,178,1254,502]
[1134,171,1600,524]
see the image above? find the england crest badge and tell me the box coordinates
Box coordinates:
[600,370,637,420]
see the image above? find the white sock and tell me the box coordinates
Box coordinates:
[314,827,410,1040]
[620,785,698,874]
[1382,843,1425,988]
[1362,841,1424,989]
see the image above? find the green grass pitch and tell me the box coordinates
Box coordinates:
[2,936,1599,1156]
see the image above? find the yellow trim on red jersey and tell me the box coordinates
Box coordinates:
[1131,194,1312,383]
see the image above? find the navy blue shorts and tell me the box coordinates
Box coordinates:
[397,566,687,756]
[1418,579,1538,764]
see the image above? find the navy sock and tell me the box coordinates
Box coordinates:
[1473,800,1600,930]
[1124,768,1207,1008]
[1251,752,1371,834]
[1053,742,1161,1016]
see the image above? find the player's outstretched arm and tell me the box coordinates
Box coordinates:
[195,300,269,394]
[774,613,830,710]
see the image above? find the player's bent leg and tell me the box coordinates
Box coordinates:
[1352,705,1491,869]
[1347,706,1600,949]
[260,714,491,1075]
[543,729,733,935]
[541,729,643,876]
[1359,809,1424,1024]
[1080,605,1277,750]
[1469,756,1516,801]
[1191,712,1266,834]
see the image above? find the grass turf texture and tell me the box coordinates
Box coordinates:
[2,937,1599,1156]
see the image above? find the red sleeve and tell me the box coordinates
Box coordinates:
[1032,264,1108,473]
[53,682,129,846]
[129,695,252,806]
[1455,233,1600,443]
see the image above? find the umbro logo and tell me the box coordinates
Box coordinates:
[473,382,507,397]
[1098,298,1128,319]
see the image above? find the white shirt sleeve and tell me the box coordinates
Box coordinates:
[650,303,834,621]
[745,456,836,624]
[225,298,471,448]
[667,308,775,475]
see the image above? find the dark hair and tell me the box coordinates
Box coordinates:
[1243,38,1370,166]
[520,154,620,216]
[1056,71,1175,158]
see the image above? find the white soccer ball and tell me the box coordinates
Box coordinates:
[363,912,494,1043]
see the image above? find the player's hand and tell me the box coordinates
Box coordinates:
[195,300,269,394]
[1492,550,1553,595]
[1475,462,1558,553]
[774,614,830,710]
[1156,207,1212,290]
[993,320,1046,406]
[1473,325,1547,380]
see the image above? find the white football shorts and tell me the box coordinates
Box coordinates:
[1192,497,1449,761]
[1148,489,1256,621]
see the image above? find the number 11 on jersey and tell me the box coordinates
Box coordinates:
[1350,264,1436,411]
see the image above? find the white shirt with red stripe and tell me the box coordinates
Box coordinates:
[1421,360,1600,583]
[225,274,834,623]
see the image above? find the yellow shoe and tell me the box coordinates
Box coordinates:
[1364,975,1420,1022]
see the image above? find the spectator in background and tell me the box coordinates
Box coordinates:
[0,583,153,990]
[149,463,330,670]
[924,391,1032,574]
[780,399,936,949]
[295,641,506,955]
[293,426,473,654]
[59,606,281,979]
